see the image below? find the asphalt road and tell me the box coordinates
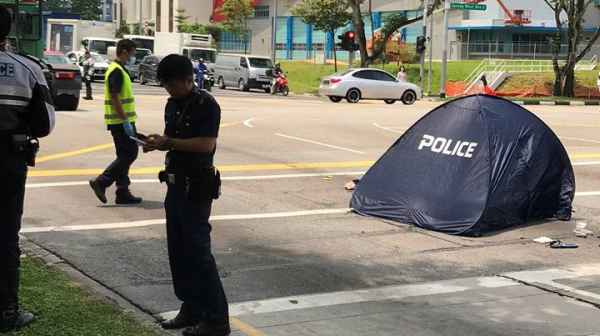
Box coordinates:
[21,91,600,335]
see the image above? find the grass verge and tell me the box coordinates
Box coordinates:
[5,257,159,336]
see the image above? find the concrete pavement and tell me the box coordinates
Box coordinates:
[21,90,600,335]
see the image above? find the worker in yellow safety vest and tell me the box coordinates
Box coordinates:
[89,39,143,205]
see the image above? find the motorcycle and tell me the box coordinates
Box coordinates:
[203,71,215,92]
[271,73,289,96]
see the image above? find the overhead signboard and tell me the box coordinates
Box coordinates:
[450,3,487,10]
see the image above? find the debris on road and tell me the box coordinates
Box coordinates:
[533,236,556,244]
[345,178,361,191]
[549,240,578,249]
[574,221,594,238]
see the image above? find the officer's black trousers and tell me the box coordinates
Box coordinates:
[165,183,229,320]
[0,150,27,312]
[96,124,138,189]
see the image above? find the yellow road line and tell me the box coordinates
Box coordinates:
[28,161,375,177]
[36,143,115,163]
[26,153,600,178]
[230,317,267,336]
[36,122,241,164]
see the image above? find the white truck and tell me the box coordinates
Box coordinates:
[154,32,217,64]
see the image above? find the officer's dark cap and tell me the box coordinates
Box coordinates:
[0,6,12,39]
[157,54,194,83]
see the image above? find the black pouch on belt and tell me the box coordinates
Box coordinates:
[185,168,221,201]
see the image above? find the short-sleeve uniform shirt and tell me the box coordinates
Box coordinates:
[164,89,221,173]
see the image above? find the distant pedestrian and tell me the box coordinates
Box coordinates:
[396,66,407,82]
[82,51,94,100]
[481,75,496,96]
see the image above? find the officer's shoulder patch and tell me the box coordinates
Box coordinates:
[0,63,15,77]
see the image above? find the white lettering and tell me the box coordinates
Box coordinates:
[464,143,478,158]
[431,137,446,152]
[442,139,454,155]
[418,134,434,150]
[417,134,478,159]
[456,142,469,157]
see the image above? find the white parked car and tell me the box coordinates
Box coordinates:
[319,68,422,105]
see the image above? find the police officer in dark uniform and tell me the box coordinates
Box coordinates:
[0,5,55,332]
[143,54,229,336]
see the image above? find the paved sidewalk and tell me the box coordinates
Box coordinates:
[166,264,600,336]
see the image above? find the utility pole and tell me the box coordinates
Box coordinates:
[427,3,434,95]
[419,0,430,92]
[271,0,278,62]
[439,0,449,98]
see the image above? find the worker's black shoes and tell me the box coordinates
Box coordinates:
[89,179,107,204]
[161,310,198,330]
[182,319,231,336]
[0,309,35,332]
[115,189,143,204]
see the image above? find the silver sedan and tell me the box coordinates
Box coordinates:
[319,68,422,105]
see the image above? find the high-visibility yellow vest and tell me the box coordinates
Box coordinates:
[104,62,136,125]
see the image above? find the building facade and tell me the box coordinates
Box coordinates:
[113,0,600,60]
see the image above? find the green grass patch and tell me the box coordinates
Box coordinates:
[280,60,481,95]
[6,257,159,336]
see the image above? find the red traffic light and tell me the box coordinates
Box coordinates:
[346,31,355,39]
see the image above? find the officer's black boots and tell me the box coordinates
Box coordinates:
[115,189,143,205]
[0,309,35,332]
[89,179,107,204]
[160,310,198,330]
[182,319,231,336]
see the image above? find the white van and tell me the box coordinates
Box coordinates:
[81,37,117,55]
[213,54,274,92]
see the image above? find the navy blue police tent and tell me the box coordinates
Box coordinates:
[351,94,575,236]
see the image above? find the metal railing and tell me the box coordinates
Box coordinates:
[451,42,600,61]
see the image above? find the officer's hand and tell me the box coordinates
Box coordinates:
[123,121,135,137]
[145,134,170,151]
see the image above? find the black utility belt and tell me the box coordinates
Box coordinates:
[158,167,221,201]
[6,134,39,167]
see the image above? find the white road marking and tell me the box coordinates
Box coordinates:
[243,117,256,128]
[158,264,600,320]
[21,208,351,233]
[576,191,600,197]
[372,122,406,134]
[25,172,366,189]
[159,276,518,320]
[561,136,600,145]
[274,133,366,155]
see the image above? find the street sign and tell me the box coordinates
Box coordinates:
[450,3,487,10]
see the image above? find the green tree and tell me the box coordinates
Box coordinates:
[175,9,190,32]
[220,0,254,53]
[115,21,130,38]
[346,0,442,67]
[544,0,600,97]
[292,0,351,71]
[71,0,102,20]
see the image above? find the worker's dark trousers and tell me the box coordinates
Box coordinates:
[84,77,93,98]
[0,147,27,312]
[96,124,139,189]
[165,182,229,321]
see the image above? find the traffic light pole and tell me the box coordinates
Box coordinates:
[427,6,434,95]
[439,0,450,98]
[419,0,430,92]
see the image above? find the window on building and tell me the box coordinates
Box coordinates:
[156,0,161,32]
[168,0,173,32]
[253,5,269,18]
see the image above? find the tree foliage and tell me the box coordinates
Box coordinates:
[175,9,190,32]
[544,0,600,97]
[291,0,351,71]
[220,0,254,52]
[44,0,102,20]
[346,0,441,67]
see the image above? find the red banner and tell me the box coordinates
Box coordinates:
[211,0,260,22]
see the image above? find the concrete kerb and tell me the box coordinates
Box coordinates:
[422,96,600,106]
[20,237,176,336]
